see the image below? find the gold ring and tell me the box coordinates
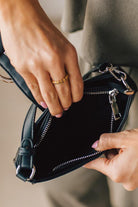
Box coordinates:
[52,74,69,85]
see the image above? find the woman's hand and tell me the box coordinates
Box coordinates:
[84,129,138,191]
[0,0,83,117]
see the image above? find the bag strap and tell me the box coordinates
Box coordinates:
[0,35,43,110]
[14,104,37,181]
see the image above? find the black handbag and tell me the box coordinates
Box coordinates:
[0,37,137,183]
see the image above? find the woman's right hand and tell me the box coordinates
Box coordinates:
[0,0,83,117]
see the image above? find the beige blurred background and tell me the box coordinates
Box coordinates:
[0,0,64,206]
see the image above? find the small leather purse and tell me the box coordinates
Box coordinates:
[0,38,137,183]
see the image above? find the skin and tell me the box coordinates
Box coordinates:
[0,0,137,191]
[84,129,138,191]
[0,0,83,117]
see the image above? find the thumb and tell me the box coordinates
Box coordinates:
[92,131,128,151]
[84,157,111,176]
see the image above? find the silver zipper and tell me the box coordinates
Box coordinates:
[34,116,53,148]
[110,112,114,133]
[52,151,102,172]
[84,91,109,95]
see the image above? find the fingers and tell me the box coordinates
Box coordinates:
[37,71,64,116]
[22,72,47,108]
[50,64,72,111]
[123,182,137,191]
[21,66,77,116]
[92,131,132,151]
[85,151,138,191]
[86,130,138,191]
[65,46,84,102]
[84,156,128,185]
[54,79,72,110]
[84,157,111,176]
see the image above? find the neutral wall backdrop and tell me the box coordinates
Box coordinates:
[0,1,64,207]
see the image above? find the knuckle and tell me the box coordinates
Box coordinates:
[63,101,72,109]
[123,183,136,191]
[133,128,138,133]
[15,64,27,75]
[57,87,72,108]
[73,82,84,102]
[68,44,77,56]
[50,108,63,116]
[121,129,131,137]
[45,90,58,103]
[60,85,72,98]
[27,59,41,75]
[27,82,35,90]
[49,52,61,66]
[10,57,21,69]
[27,57,38,67]
[15,60,38,76]
[112,171,122,183]
[60,84,70,95]
[99,133,110,148]
[65,43,77,60]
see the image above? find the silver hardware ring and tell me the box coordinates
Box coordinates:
[16,165,36,181]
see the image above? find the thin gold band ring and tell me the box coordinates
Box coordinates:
[52,74,69,85]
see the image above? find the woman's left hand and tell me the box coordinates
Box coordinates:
[84,129,138,191]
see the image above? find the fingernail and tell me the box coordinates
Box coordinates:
[40,101,47,109]
[55,113,62,118]
[92,140,99,149]
[64,108,69,111]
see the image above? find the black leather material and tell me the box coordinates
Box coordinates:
[14,104,37,181]
[13,65,137,183]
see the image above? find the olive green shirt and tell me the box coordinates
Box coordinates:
[61,0,138,67]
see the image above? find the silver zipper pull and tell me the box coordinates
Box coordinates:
[109,89,121,121]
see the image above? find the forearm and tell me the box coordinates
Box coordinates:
[0,0,57,44]
[0,0,47,28]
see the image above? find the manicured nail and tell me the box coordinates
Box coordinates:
[40,101,47,109]
[55,113,62,118]
[92,140,99,149]
[64,108,69,111]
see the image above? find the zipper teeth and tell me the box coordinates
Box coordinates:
[110,112,114,133]
[52,151,102,172]
[34,116,53,148]
[84,91,109,95]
